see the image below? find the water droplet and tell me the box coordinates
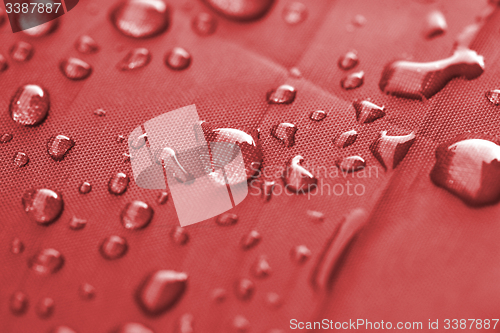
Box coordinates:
[341,70,364,90]
[271,123,297,147]
[267,84,296,104]
[170,226,189,245]
[289,67,302,78]
[135,270,188,315]
[1,133,13,143]
[178,313,194,333]
[10,41,33,62]
[216,212,238,226]
[110,323,154,333]
[380,48,484,100]
[0,53,8,72]
[69,216,87,230]
[310,110,327,121]
[100,235,128,260]
[240,230,261,250]
[370,131,416,171]
[212,288,227,303]
[262,180,275,201]
[9,84,49,126]
[11,238,24,254]
[291,245,311,263]
[21,20,58,37]
[14,152,29,167]
[48,326,77,333]
[47,135,75,161]
[252,255,271,278]
[79,182,92,194]
[425,10,447,39]
[118,48,151,70]
[352,14,366,27]
[108,172,130,195]
[10,291,28,315]
[337,156,366,172]
[353,100,385,124]
[192,12,217,36]
[157,191,168,204]
[233,315,250,332]
[75,35,100,54]
[265,292,282,308]
[334,130,358,148]
[36,297,54,318]
[121,201,154,230]
[110,0,171,38]
[29,248,65,274]
[165,47,192,70]
[60,58,92,80]
[486,89,500,105]
[282,155,317,193]
[268,330,285,333]
[202,0,274,21]
[123,152,132,163]
[307,210,324,222]
[282,2,308,25]
[94,108,106,116]
[234,278,254,300]
[79,283,96,300]
[22,188,63,225]
[338,51,359,70]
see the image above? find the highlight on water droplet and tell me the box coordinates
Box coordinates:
[212,288,227,303]
[10,41,33,62]
[336,156,366,172]
[75,35,100,54]
[341,70,364,90]
[178,313,194,333]
[310,110,327,121]
[21,20,58,37]
[14,152,29,167]
[22,188,63,225]
[47,135,75,161]
[338,51,359,70]
[282,2,308,25]
[267,84,296,104]
[79,283,96,300]
[192,12,217,36]
[0,54,8,72]
[170,226,189,245]
[94,108,106,116]
[117,134,126,143]
[289,67,302,78]
[1,133,13,143]
[11,237,25,254]
[108,172,130,195]
[202,0,274,21]
[307,210,325,222]
[48,326,77,333]
[28,248,65,274]
[10,291,29,316]
[352,14,366,27]
[121,201,154,230]
[234,278,254,301]
[165,47,192,70]
[36,297,54,318]
[157,191,168,204]
[333,130,358,148]
[262,180,275,201]
[9,84,50,126]
[291,245,311,263]
[486,89,500,105]
[79,181,92,194]
[240,230,261,250]
[69,216,87,230]
[271,122,297,147]
[370,131,416,171]
[216,212,238,226]
[265,292,282,308]
[282,155,318,193]
[353,100,385,124]
[252,255,271,278]
[425,10,447,39]
[233,315,250,332]
[100,235,128,260]
[60,57,92,80]
[118,48,151,70]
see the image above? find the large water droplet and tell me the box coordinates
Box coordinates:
[192,12,217,36]
[121,201,154,229]
[110,0,171,39]
[267,84,296,104]
[486,89,500,105]
[337,156,366,172]
[291,245,311,263]
[380,48,484,100]
[240,230,261,250]
[165,47,192,70]
[341,70,364,90]
[108,172,130,195]
[22,188,63,225]
[262,180,275,201]
[0,53,8,72]
[157,191,168,204]
[334,130,358,148]
[282,155,317,193]
[252,255,271,278]
[10,291,29,315]
[234,278,254,300]
[370,131,416,171]
[1,133,13,143]
[338,51,359,70]
[353,100,385,124]
[79,182,92,194]
[178,313,194,333]
[48,326,77,333]
[21,20,58,37]
[10,41,33,62]
[135,270,188,315]
[14,152,29,167]
[11,238,24,254]
[170,226,189,245]
[29,248,64,274]
[216,212,238,226]
[100,235,128,260]
[202,0,274,21]
[75,35,100,54]
[79,283,96,300]
[310,110,327,121]
[69,216,87,230]
[118,48,151,70]
[425,10,447,39]
[110,323,154,333]
[282,2,307,25]
[9,84,49,126]
[36,297,54,318]
[271,122,297,147]
[60,58,92,80]
[233,315,250,332]
[47,135,75,161]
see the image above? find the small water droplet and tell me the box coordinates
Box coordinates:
[121,201,154,229]
[136,270,188,315]
[425,10,447,39]
[94,108,106,116]
[75,35,99,54]
[289,67,302,78]
[486,89,500,105]
[10,41,33,62]
[118,48,151,70]
[9,84,49,126]
[100,235,128,260]
[234,278,254,300]
[307,210,324,222]
[267,84,296,104]
[282,155,317,193]
[170,226,189,245]
[370,131,416,171]
[110,0,171,38]
[271,122,297,147]
[60,58,92,80]
[252,255,271,278]
[240,230,261,250]
[79,182,92,194]
[178,313,194,333]
[48,326,77,333]
[21,20,58,37]
[282,2,308,25]
[192,12,217,36]
[310,110,327,121]
[212,288,227,303]
[233,315,250,332]
[265,292,282,308]
[353,100,385,124]
[69,216,87,230]
[341,70,364,90]
[165,47,192,70]
[216,212,238,226]
[14,152,29,167]
[22,188,63,225]
[202,0,274,21]
[110,323,154,333]
[262,180,275,201]
[47,135,75,161]
[352,14,366,27]
[0,53,8,72]
[123,152,132,163]
[337,156,366,172]
[117,135,126,143]
[338,51,359,70]
[333,130,358,148]
[79,283,96,300]
[10,291,28,315]
[108,172,130,195]
[29,248,65,274]
[11,238,24,254]
[1,133,13,143]
[157,191,169,204]
[291,245,311,263]
[36,297,54,318]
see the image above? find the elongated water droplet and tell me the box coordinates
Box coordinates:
[202,0,274,21]
[353,100,385,124]
[310,110,327,121]
[234,278,254,300]
[48,326,77,333]
[47,135,75,161]
[10,291,28,315]
[425,10,447,39]
[111,323,154,333]
[212,288,227,303]
[75,35,99,54]
[252,255,271,278]
[178,313,194,333]
[10,84,49,126]
[100,236,128,260]
[262,180,275,201]
[282,155,317,193]
[60,58,92,80]
[233,315,250,332]
[240,230,261,250]
[486,89,500,105]
[110,0,171,39]
[21,20,58,37]
[157,191,168,204]
[170,226,189,245]
[14,152,29,167]
[271,123,297,147]
[289,67,302,78]
[338,51,359,70]
[216,212,238,226]
[118,48,151,70]
[79,182,92,194]
[307,210,324,222]
[0,53,8,72]
[136,270,188,315]
[291,245,311,263]
[121,201,154,229]
[192,12,217,36]
[22,188,63,225]
[380,48,484,100]
[94,108,106,116]
[265,292,282,308]
[11,238,24,254]
[337,156,365,172]
[341,70,364,90]
[69,216,87,230]
[79,283,96,300]
[282,2,307,25]
[333,130,357,148]
[370,131,416,171]
[36,297,54,318]
[29,248,64,274]
[1,133,13,143]
[10,41,33,62]
[267,84,296,104]
[165,47,191,70]
[108,172,130,195]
